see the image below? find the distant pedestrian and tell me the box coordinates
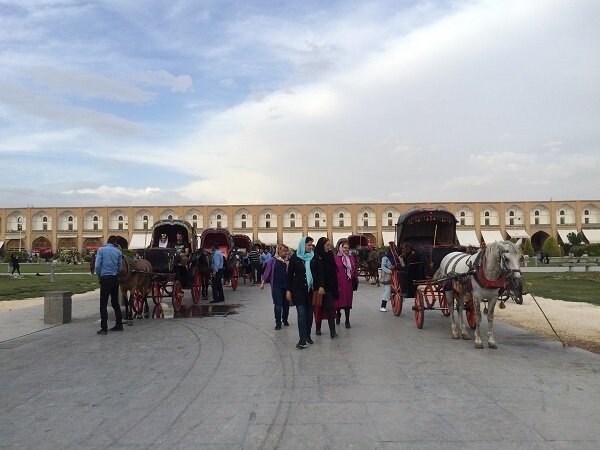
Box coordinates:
[95,236,123,335]
[334,240,358,328]
[286,236,320,349]
[314,237,339,338]
[248,245,261,284]
[10,254,21,276]
[261,247,272,272]
[379,248,395,311]
[261,244,290,330]
[89,252,96,275]
[210,242,225,303]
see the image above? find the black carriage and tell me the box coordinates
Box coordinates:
[143,219,198,317]
[199,228,238,291]
[391,209,474,328]
[232,234,253,286]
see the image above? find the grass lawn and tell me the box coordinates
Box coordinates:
[0,274,98,301]
[523,272,600,305]
[0,263,89,274]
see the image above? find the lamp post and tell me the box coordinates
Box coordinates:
[17,217,23,253]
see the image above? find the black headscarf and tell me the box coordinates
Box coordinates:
[315,237,335,264]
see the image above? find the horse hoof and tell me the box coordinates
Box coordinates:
[462,333,471,340]
[475,342,484,349]
[452,332,460,339]
[488,342,498,349]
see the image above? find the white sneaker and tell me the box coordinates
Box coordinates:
[380,307,387,312]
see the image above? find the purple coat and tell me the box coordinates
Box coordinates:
[334,254,358,309]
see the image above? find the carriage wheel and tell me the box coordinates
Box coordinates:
[231,266,238,291]
[152,282,163,305]
[390,271,403,316]
[172,280,183,312]
[152,303,164,319]
[191,269,201,304]
[132,288,144,314]
[439,291,450,317]
[414,290,425,329]
[465,299,476,330]
[424,284,436,309]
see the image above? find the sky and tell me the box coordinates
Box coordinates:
[0,0,599,208]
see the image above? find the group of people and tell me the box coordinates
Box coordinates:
[261,236,359,349]
[246,245,272,284]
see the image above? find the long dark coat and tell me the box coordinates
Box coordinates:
[285,254,323,306]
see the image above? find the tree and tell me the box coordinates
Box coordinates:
[542,237,562,257]
[567,231,585,245]
[522,239,535,257]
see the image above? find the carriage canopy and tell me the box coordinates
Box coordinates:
[232,234,253,254]
[150,219,198,250]
[200,228,234,258]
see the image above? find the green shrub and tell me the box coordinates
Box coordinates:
[3,251,29,263]
[570,244,600,257]
[567,231,585,245]
[522,239,535,257]
[58,249,81,264]
[541,237,561,257]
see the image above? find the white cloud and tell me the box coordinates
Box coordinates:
[136,70,193,93]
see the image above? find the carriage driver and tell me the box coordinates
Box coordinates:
[172,232,191,266]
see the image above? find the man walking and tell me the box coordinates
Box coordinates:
[248,245,261,284]
[95,236,123,335]
[210,242,225,303]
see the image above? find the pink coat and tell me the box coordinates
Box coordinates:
[334,254,358,309]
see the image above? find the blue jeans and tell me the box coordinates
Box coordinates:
[296,302,313,344]
[272,287,289,326]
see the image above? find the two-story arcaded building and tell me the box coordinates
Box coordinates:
[1,201,599,254]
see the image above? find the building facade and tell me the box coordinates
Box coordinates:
[1,200,599,254]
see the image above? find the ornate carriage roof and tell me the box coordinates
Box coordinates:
[150,219,197,250]
[199,228,234,256]
[396,208,458,247]
[232,234,253,252]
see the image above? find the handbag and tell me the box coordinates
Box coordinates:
[379,269,391,285]
[312,290,323,306]
[352,277,358,291]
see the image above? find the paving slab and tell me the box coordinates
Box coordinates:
[0,282,599,449]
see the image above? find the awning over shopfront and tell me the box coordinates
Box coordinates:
[505,229,530,239]
[382,231,395,246]
[456,230,480,246]
[557,229,577,244]
[481,230,505,244]
[282,232,303,250]
[582,229,600,244]
[332,232,349,246]
[257,232,278,245]
[129,233,152,249]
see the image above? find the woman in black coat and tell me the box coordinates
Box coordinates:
[314,237,339,338]
[286,236,322,349]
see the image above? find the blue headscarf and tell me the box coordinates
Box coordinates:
[296,236,314,291]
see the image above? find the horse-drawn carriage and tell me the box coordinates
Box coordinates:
[120,219,198,319]
[198,228,239,290]
[232,234,253,285]
[389,208,467,326]
[390,209,524,349]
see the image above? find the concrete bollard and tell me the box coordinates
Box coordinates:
[44,291,72,325]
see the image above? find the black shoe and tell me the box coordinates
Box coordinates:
[110,325,124,331]
[296,341,307,349]
[345,322,351,329]
[275,324,282,330]
[97,329,107,335]
[283,320,289,326]
[330,330,338,339]
[209,299,218,303]
[315,328,322,336]
[306,337,314,345]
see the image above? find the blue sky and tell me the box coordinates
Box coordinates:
[1,0,599,207]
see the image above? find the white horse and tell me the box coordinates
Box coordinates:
[435,241,523,349]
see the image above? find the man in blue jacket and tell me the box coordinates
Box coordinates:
[210,242,225,303]
[95,236,123,334]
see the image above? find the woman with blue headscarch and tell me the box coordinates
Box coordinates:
[286,236,322,349]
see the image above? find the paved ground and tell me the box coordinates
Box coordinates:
[1,281,599,449]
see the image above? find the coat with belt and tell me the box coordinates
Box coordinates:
[285,254,323,306]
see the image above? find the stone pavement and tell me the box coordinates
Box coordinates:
[1,282,599,449]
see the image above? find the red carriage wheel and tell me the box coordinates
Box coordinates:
[191,269,201,304]
[465,298,476,330]
[172,280,183,312]
[390,271,403,316]
[414,289,425,329]
[231,265,238,291]
[424,284,436,309]
[152,282,163,305]
[439,291,450,317]
[152,303,164,319]
[132,288,144,314]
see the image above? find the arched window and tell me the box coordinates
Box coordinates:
[192,214,198,220]
[484,211,490,217]
[266,214,271,219]
[509,211,515,217]
[315,213,320,218]
[460,212,465,217]
[241,214,246,220]
[68,216,74,231]
[534,210,540,216]
[560,210,565,215]
[118,215,123,221]
[167,214,173,220]
[584,209,590,215]
[143,215,149,230]
[290,213,295,219]
[339,213,344,218]
[217,214,222,220]
[363,212,368,218]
